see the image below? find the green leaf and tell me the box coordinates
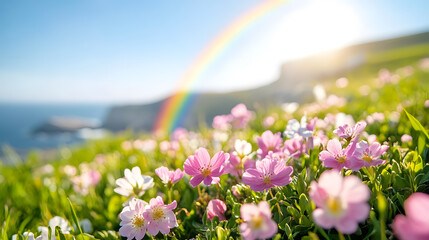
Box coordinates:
[418,134,427,154]
[286,206,300,221]
[423,147,429,164]
[299,215,311,226]
[216,226,226,240]
[296,175,306,195]
[67,198,83,235]
[298,194,310,214]
[403,108,429,139]
[55,226,66,240]
[232,203,241,218]
[281,221,292,240]
[419,172,429,185]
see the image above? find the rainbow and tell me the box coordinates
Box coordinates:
[153,0,290,133]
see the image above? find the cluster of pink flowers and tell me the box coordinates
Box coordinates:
[212,103,254,129]
[319,121,389,171]
[115,165,184,239]
[181,142,288,238]
[119,197,178,239]
[114,103,423,239]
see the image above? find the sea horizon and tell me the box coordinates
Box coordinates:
[0,102,109,156]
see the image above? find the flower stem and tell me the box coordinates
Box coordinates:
[269,189,283,216]
[338,231,346,240]
[168,188,173,203]
[209,218,214,240]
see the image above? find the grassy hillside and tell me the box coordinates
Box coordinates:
[1,38,429,240]
[103,32,429,132]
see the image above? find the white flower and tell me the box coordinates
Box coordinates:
[233,140,252,158]
[282,102,299,114]
[49,216,71,234]
[37,227,49,240]
[36,216,71,240]
[12,232,35,240]
[313,84,326,102]
[114,167,154,197]
[284,116,313,138]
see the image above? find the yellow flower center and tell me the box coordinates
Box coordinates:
[152,207,165,220]
[327,196,343,215]
[201,168,212,177]
[132,215,146,228]
[263,176,271,184]
[336,156,346,163]
[362,154,373,163]
[251,215,264,229]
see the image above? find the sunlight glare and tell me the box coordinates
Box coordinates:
[278,0,361,58]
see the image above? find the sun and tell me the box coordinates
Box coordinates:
[277,0,362,58]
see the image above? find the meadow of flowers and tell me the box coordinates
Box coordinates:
[1,57,429,240]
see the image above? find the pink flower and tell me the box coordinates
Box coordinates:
[224,154,243,177]
[119,198,148,240]
[354,141,389,167]
[71,169,101,195]
[230,103,253,129]
[212,114,232,130]
[283,137,305,159]
[312,130,329,148]
[333,121,366,141]
[367,134,377,144]
[159,140,180,156]
[263,116,276,128]
[171,127,188,141]
[231,185,242,198]
[307,117,318,131]
[242,157,293,192]
[144,196,178,236]
[336,77,349,88]
[155,166,184,186]
[393,192,429,240]
[183,148,229,187]
[401,134,413,143]
[309,170,370,234]
[256,130,283,158]
[207,199,227,221]
[240,201,278,240]
[425,100,429,108]
[319,139,361,171]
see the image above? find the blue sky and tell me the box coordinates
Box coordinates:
[1,0,428,104]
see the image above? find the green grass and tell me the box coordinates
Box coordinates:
[1,48,429,240]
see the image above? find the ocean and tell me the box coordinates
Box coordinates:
[0,103,109,155]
